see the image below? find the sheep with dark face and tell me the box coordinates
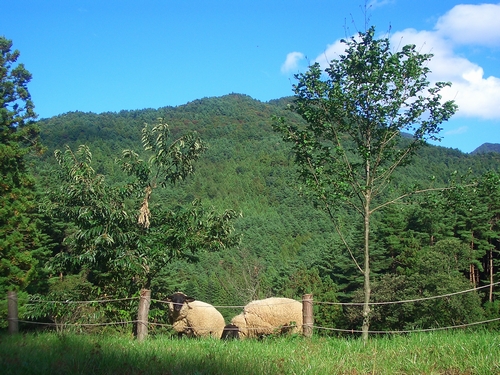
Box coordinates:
[222,297,302,339]
[166,292,225,338]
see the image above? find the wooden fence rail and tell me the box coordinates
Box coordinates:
[302,293,313,338]
[137,289,151,341]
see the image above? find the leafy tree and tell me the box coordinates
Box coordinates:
[449,172,500,301]
[401,239,483,329]
[46,120,239,300]
[438,171,500,294]
[26,271,98,333]
[0,37,49,303]
[273,26,457,340]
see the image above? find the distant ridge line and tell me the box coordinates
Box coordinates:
[470,142,500,155]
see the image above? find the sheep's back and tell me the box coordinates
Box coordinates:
[243,297,302,336]
[185,300,226,338]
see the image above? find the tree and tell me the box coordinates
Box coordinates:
[47,120,239,298]
[273,26,457,341]
[0,36,49,303]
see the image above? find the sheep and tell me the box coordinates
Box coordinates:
[166,292,226,338]
[222,297,303,339]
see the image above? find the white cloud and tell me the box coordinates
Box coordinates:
[281,52,305,74]
[315,40,347,70]
[435,3,500,47]
[445,126,468,136]
[441,70,500,120]
[315,32,367,70]
[309,3,500,120]
[389,3,500,120]
[368,0,395,10]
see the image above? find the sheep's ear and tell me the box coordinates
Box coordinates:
[165,296,172,302]
[185,296,195,303]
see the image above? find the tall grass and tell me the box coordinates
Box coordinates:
[0,330,498,374]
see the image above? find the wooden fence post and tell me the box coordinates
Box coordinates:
[7,291,19,335]
[302,293,313,338]
[136,289,151,341]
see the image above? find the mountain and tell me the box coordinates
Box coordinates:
[32,93,500,307]
[33,94,500,249]
[470,143,500,155]
[35,93,500,184]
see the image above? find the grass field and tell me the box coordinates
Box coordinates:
[0,330,499,374]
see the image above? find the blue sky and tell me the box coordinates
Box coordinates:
[3,1,500,153]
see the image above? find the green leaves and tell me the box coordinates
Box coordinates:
[274,25,458,215]
[48,118,238,293]
[47,144,138,288]
[140,119,207,187]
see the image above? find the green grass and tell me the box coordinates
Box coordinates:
[0,330,499,374]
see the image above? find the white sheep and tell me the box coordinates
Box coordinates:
[166,292,225,338]
[222,297,303,339]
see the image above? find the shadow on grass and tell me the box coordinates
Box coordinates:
[0,332,280,375]
[3,330,499,374]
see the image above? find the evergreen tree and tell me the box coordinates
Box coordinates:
[0,37,49,300]
[441,173,490,288]
[474,172,500,302]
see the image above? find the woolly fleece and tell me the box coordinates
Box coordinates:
[230,297,302,338]
[169,299,225,338]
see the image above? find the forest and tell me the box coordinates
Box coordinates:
[2,32,500,338]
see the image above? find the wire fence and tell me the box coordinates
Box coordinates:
[5,282,500,335]
[314,317,500,335]
[315,281,500,306]
[25,297,138,305]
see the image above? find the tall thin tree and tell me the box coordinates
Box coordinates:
[273,27,457,341]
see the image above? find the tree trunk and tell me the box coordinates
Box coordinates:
[489,248,494,303]
[470,235,477,288]
[470,264,476,287]
[362,205,371,343]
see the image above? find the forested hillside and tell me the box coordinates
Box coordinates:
[471,142,500,155]
[26,93,500,332]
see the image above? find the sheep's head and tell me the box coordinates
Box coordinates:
[166,292,195,314]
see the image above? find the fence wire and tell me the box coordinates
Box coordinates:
[313,317,500,334]
[316,281,500,306]
[5,282,500,334]
[24,296,139,305]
